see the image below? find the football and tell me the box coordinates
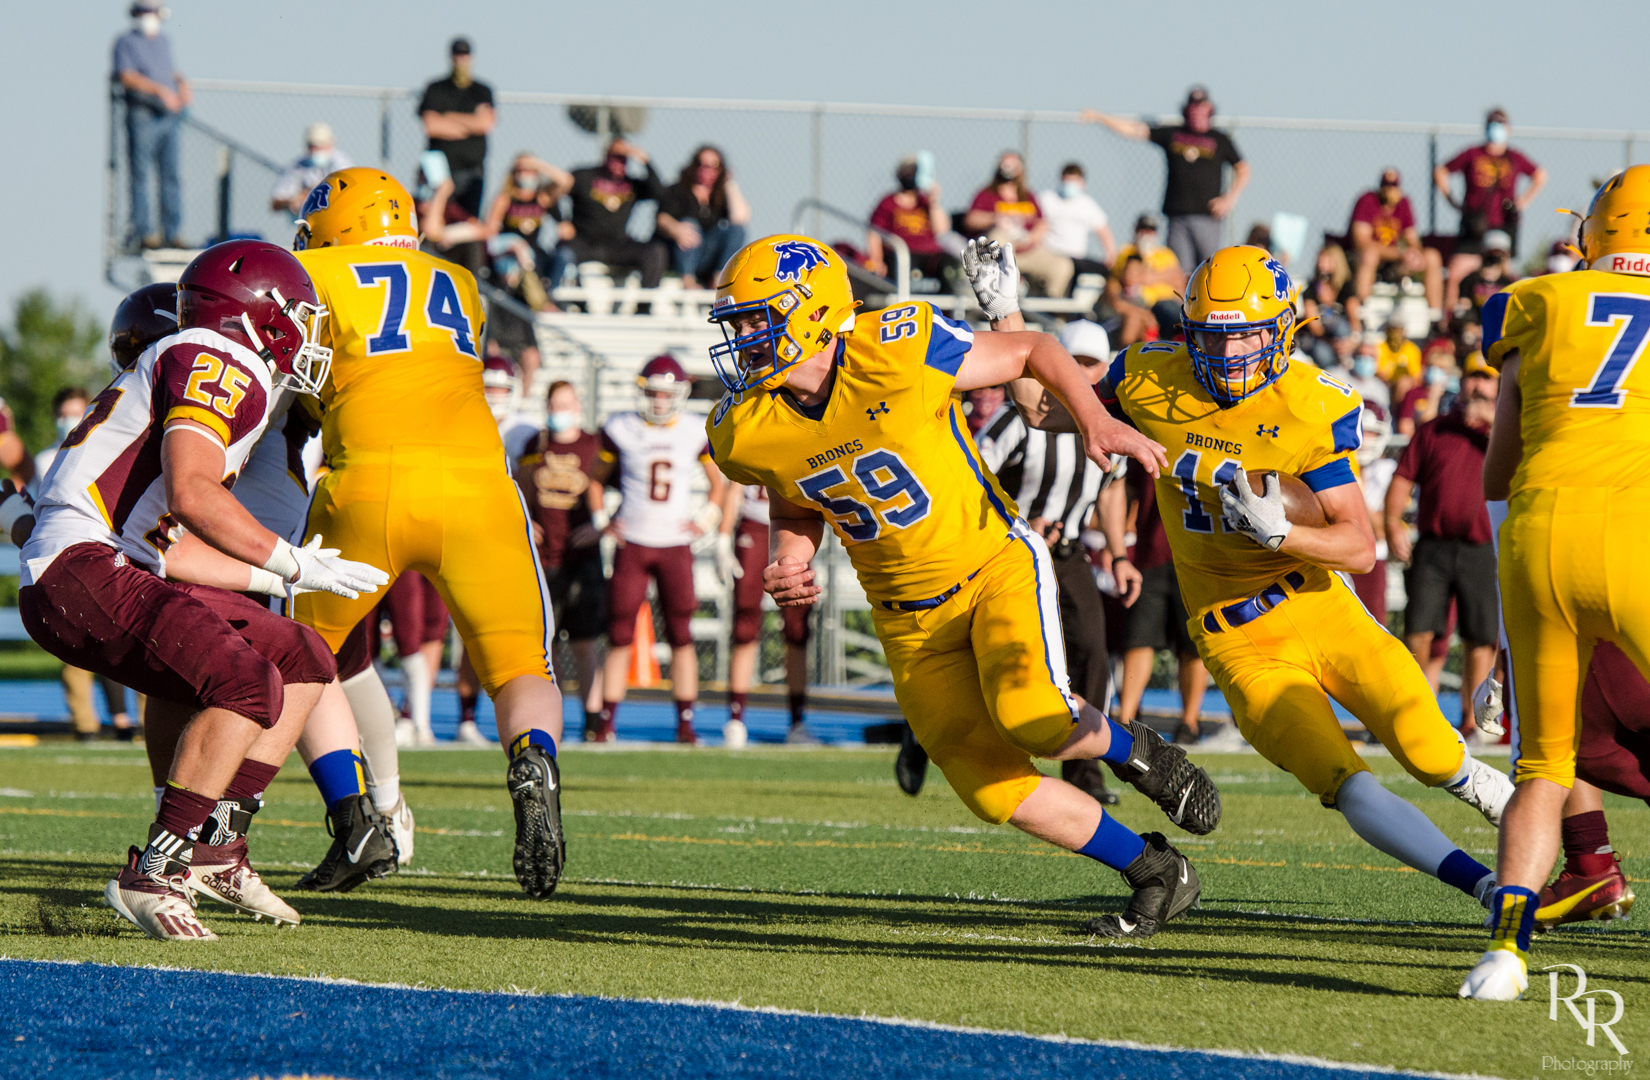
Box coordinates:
[1243,469,1328,528]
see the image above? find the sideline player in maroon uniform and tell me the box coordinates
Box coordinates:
[591,356,727,743]
[516,380,608,736]
[18,241,387,940]
[372,572,450,747]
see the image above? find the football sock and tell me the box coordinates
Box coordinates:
[1097,718,1134,765]
[225,759,280,802]
[1076,812,1147,870]
[600,700,620,733]
[1487,885,1538,955]
[729,692,748,725]
[509,729,557,760]
[1437,848,1496,900]
[344,666,401,805]
[1336,771,1481,891]
[675,699,695,727]
[154,783,217,842]
[788,691,806,728]
[1561,810,1615,877]
[401,652,433,735]
[307,748,365,813]
[459,690,479,724]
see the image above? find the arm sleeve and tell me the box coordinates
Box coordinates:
[112,36,133,76]
[1511,149,1537,177]
[1218,131,1243,165]
[1148,126,1173,149]
[476,82,494,108]
[1443,148,1473,173]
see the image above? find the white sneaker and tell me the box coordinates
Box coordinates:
[106,847,217,941]
[455,720,490,746]
[1446,757,1515,827]
[394,718,417,747]
[1197,722,1250,752]
[414,725,437,748]
[384,794,415,867]
[187,838,299,926]
[722,719,748,749]
[785,723,821,745]
[1459,948,1528,1000]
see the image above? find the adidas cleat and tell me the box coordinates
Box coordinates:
[1459,947,1528,1000]
[1108,724,1222,834]
[1445,757,1514,827]
[508,746,566,898]
[385,794,416,867]
[895,724,929,797]
[1087,832,1201,939]
[105,846,217,941]
[1536,856,1635,930]
[188,838,299,926]
[296,794,399,893]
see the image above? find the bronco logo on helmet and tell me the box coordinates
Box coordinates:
[300,183,330,217]
[772,240,829,283]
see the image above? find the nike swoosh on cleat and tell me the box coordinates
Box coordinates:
[346,834,375,864]
[1179,861,1189,885]
[1117,918,1136,934]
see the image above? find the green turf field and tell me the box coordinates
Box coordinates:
[1,743,1644,1077]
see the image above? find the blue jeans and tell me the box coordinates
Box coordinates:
[126,105,182,242]
[673,221,747,283]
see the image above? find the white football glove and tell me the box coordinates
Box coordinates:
[264,535,390,601]
[1219,468,1293,552]
[1471,676,1506,738]
[714,531,742,585]
[962,238,1021,321]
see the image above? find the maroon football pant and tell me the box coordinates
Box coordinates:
[607,542,695,648]
[20,542,334,729]
[1577,641,1650,802]
[732,520,810,647]
[369,571,449,658]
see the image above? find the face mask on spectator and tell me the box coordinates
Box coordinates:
[137,12,161,36]
[309,149,333,170]
[1136,232,1160,254]
[56,413,85,441]
[1060,180,1083,199]
[1486,122,1509,146]
[515,170,538,189]
[896,167,919,192]
[995,160,1021,183]
[1353,356,1378,379]
[547,410,581,434]
[1425,365,1449,388]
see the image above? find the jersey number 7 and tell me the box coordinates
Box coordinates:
[352,263,478,358]
[1572,293,1650,409]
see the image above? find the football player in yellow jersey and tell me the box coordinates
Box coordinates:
[287,168,567,899]
[1462,166,1650,1000]
[706,234,1218,938]
[1017,244,1512,924]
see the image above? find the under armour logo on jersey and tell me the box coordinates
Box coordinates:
[1256,423,1280,438]
[772,240,829,283]
[866,401,890,419]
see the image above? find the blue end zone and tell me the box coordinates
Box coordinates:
[0,960,1419,1080]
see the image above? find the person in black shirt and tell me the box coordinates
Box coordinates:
[418,38,496,217]
[565,138,667,289]
[654,145,751,288]
[1081,86,1250,270]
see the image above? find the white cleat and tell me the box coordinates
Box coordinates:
[187,838,300,927]
[385,794,416,866]
[785,723,822,745]
[1459,948,1528,1000]
[394,718,417,747]
[414,725,438,748]
[455,720,490,746]
[1446,757,1515,827]
[106,847,218,941]
[722,719,748,749]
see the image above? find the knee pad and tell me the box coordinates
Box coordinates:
[205,656,284,729]
[732,606,763,646]
[663,612,695,649]
[781,607,811,648]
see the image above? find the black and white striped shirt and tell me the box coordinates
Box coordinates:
[974,406,1104,542]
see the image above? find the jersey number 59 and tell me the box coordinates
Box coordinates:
[797,448,931,542]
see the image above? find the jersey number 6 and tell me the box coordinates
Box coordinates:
[352,263,478,358]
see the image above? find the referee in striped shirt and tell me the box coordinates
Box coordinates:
[973,320,1120,805]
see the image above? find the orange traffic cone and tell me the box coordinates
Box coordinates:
[628,604,661,688]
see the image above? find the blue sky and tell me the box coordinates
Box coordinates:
[8,0,1647,326]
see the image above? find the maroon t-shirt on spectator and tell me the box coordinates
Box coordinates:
[516,430,600,569]
[1443,146,1538,227]
[1396,385,1439,428]
[870,192,944,256]
[1349,191,1415,248]
[1394,409,1493,544]
[1125,466,1175,571]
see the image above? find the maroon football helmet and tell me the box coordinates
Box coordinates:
[176,239,332,395]
[108,282,179,374]
[637,354,691,425]
[481,352,522,420]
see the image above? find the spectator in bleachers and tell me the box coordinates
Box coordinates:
[1434,109,1546,319]
[1082,86,1250,269]
[418,37,495,217]
[564,138,667,291]
[1385,357,1502,739]
[1348,167,1443,314]
[1244,222,1273,253]
[1103,254,1158,346]
[964,152,1073,298]
[1352,404,1396,624]
[1452,230,1518,321]
[1394,337,1458,436]
[1543,237,1579,276]
[1377,315,1423,400]
[271,123,353,215]
[113,1,191,251]
[1039,163,1117,279]
[655,145,751,288]
[486,152,574,311]
[1112,214,1185,335]
[416,172,491,280]
[866,157,962,283]
[1298,243,1355,367]
[1345,339,1391,411]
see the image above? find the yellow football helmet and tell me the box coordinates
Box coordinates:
[1576,165,1650,274]
[293,167,418,251]
[1181,244,1300,405]
[707,235,857,396]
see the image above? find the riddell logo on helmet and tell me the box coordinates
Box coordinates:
[1597,253,1650,275]
[365,235,419,249]
[1205,310,1246,324]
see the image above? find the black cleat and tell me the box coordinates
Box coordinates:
[296,794,398,893]
[1108,723,1221,834]
[1086,831,1201,939]
[1062,758,1119,805]
[507,746,565,898]
[895,724,928,796]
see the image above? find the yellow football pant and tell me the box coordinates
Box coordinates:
[872,530,1079,824]
[294,446,555,697]
[1193,570,1465,805]
[1500,487,1650,787]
